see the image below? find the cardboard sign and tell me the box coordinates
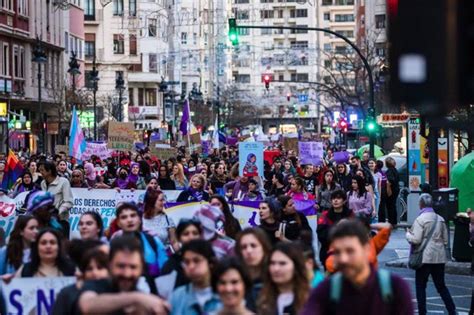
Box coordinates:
[150,144,178,161]
[82,142,113,160]
[239,142,264,177]
[107,122,135,151]
[54,145,69,155]
[283,137,298,153]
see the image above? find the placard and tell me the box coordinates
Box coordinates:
[82,142,113,160]
[107,122,135,151]
[298,142,324,165]
[54,145,69,155]
[239,142,264,177]
[283,137,298,153]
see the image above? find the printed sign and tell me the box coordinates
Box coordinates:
[239,142,264,177]
[1,277,75,315]
[298,142,324,165]
[82,142,113,160]
[107,122,135,151]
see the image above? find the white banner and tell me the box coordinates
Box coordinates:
[1,277,75,315]
[81,142,113,160]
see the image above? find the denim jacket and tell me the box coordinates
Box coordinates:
[170,284,221,315]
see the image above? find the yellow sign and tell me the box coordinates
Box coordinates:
[0,102,6,116]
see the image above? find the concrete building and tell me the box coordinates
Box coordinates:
[229,0,321,131]
[83,0,141,136]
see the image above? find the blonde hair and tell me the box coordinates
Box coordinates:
[171,163,186,186]
[190,174,207,190]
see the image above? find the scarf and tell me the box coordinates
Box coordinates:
[419,207,435,215]
[188,187,204,201]
[128,163,139,184]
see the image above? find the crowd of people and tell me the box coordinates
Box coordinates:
[0,145,461,314]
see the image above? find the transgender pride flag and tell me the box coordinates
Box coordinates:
[69,107,86,160]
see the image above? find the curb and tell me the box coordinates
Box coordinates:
[385,259,471,276]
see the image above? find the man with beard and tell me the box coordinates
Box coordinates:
[77,235,169,315]
[302,219,413,315]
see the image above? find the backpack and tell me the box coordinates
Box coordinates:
[330,269,393,312]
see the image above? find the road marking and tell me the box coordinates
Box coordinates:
[425,295,472,300]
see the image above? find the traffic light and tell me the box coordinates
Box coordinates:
[228,18,239,46]
[364,118,378,134]
[287,93,291,102]
[339,119,348,133]
[263,75,271,90]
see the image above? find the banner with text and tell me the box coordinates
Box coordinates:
[107,122,135,151]
[298,142,324,166]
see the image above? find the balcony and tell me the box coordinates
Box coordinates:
[128,72,161,83]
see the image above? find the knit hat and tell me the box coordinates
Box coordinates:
[192,204,225,241]
[25,191,55,214]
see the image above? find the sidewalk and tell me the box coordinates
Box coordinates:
[380,228,471,276]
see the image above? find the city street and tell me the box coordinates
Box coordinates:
[381,229,473,314]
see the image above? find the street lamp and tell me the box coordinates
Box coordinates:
[67,51,81,93]
[115,72,125,122]
[32,36,47,153]
[90,57,100,140]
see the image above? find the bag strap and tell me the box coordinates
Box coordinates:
[330,272,343,304]
[377,269,393,303]
[418,214,439,253]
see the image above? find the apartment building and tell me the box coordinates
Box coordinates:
[83,0,141,128]
[230,0,320,130]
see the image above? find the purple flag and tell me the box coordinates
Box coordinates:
[180,99,190,135]
[333,151,349,164]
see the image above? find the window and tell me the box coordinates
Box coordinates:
[113,34,124,54]
[324,60,332,69]
[181,57,187,69]
[113,0,123,16]
[145,89,156,106]
[19,46,25,78]
[149,53,157,72]
[2,0,13,11]
[335,14,354,22]
[324,13,330,21]
[290,41,308,49]
[260,10,274,19]
[278,74,284,82]
[234,0,249,3]
[181,32,187,44]
[85,71,94,89]
[375,14,386,29]
[375,43,386,57]
[13,45,18,77]
[18,0,27,15]
[129,34,137,55]
[237,10,249,20]
[234,74,250,83]
[128,88,134,106]
[84,0,94,20]
[64,32,69,53]
[1,43,9,77]
[204,33,208,45]
[129,0,137,16]
[261,28,272,35]
[335,0,354,4]
[148,18,157,37]
[290,73,308,82]
[323,43,331,51]
[290,25,308,34]
[290,9,307,18]
[338,30,354,38]
[322,0,332,5]
[85,41,95,58]
[181,82,187,95]
[277,10,283,18]
[193,33,197,45]
[238,28,249,36]
[138,88,144,105]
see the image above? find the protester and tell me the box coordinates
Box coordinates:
[258,198,282,245]
[145,176,159,190]
[57,160,71,180]
[301,165,318,195]
[169,239,221,314]
[277,195,312,242]
[79,211,104,241]
[171,163,188,190]
[83,162,97,188]
[28,160,43,186]
[142,188,178,251]
[258,242,310,315]
[38,160,73,219]
[0,215,38,277]
[11,171,36,197]
[209,162,229,193]
[286,177,314,201]
[129,162,146,189]
[193,204,235,259]
[384,157,400,225]
[77,235,170,314]
[111,166,137,190]
[406,193,456,315]
[268,173,286,197]
[335,162,351,191]
[347,175,373,216]
[235,227,272,312]
[282,159,296,178]
[242,178,264,201]
[209,195,242,239]
[317,169,341,212]
[157,165,177,190]
[15,228,75,277]
[177,174,210,202]
[368,158,382,215]
[301,219,414,315]
[225,175,250,201]
[298,240,325,288]
[212,257,253,315]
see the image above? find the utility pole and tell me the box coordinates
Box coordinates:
[91,57,100,140]
[32,36,47,153]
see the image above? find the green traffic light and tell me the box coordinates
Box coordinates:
[228,19,239,46]
[367,121,376,130]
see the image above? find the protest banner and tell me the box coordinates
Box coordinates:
[239,142,264,177]
[150,144,178,161]
[201,140,211,156]
[283,137,298,153]
[1,277,75,315]
[107,122,135,151]
[333,151,350,164]
[0,192,28,237]
[54,145,69,155]
[298,142,324,165]
[82,142,113,160]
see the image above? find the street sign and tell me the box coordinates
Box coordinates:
[298,94,308,103]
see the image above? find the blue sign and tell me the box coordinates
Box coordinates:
[298,94,308,102]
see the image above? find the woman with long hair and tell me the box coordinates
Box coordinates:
[57,160,71,180]
[236,228,272,312]
[79,211,104,241]
[171,163,188,190]
[368,158,382,216]
[208,163,229,193]
[286,177,314,201]
[209,195,242,239]
[16,228,75,277]
[177,174,210,202]
[258,242,310,315]
[347,175,374,216]
[157,165,176,190]
[258,198,282,245]
[212,258,253,315]
[142,188,179,251]
[282,160,296,178]
[11,171,36,197]
[0,216,38,276]
[317,170,341,211]
[277,195,312,242]
[28,161,42,186]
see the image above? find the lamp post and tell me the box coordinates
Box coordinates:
[90,57,100,140]
[67,51,81,93]
[115,72,125,122]
[32,36,47,153]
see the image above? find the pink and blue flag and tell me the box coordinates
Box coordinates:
[69,107,86,160]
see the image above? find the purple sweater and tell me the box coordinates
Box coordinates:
[300,269,414,315]
[347,191,373,215]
